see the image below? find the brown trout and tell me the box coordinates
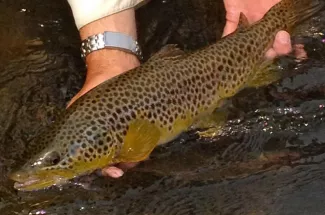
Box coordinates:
[9,0,324,191]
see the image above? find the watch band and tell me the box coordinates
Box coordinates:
[80,31,143,60]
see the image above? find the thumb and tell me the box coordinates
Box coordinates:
[222,11,240,37]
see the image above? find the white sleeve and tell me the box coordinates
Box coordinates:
[67,0,147,30]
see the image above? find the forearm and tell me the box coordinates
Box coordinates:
[66,0,144,106]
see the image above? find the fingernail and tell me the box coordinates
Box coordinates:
[278,33,291,44]
[112,169,124,178]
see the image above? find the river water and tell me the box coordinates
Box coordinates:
[1,0,325,214]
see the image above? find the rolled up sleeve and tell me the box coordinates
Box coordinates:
[67,0,147,29]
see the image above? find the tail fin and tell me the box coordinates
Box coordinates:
[269,0,324,28]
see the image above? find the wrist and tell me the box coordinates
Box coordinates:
[85,49,140,79]
[79,8,140,77]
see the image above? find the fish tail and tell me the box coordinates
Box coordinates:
[268,0,324,29]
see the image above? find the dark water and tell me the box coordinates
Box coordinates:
[1,0,325,214]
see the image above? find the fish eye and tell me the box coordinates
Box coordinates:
[44,151,61,166]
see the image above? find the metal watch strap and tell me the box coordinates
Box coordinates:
[80,31,143,60]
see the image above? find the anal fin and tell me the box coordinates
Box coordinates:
[247,59,283,88]
[192,108,229,139]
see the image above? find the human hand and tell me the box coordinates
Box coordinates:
[222,0,292,59]
[66,50,139,108]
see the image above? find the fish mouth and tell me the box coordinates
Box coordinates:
[9,171,70,191]
[13,178,41,190]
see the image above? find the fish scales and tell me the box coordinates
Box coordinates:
[9,0,325,191]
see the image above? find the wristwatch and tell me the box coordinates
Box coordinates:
[80,31,143,60]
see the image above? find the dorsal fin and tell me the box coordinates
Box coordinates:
[148,44,185,61]
[237,12,250,31]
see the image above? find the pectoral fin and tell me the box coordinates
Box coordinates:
[116,119,161,163]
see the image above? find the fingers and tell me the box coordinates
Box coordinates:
[265,48,277,60]
[293,44,307,61]
[222,10,292,61]
[272,30,292,55]
[101,162,139,179]
[265,30,292,60]
[222,11,240,37]
[102,166,124,178]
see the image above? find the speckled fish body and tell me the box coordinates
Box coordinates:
[9,0,324,191]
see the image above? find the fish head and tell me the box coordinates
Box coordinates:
[9,117,117,191]
[10,148,73,191]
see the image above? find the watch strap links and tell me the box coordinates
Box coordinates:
[80,31,143,60]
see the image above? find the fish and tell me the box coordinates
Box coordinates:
[9,0,324,191]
